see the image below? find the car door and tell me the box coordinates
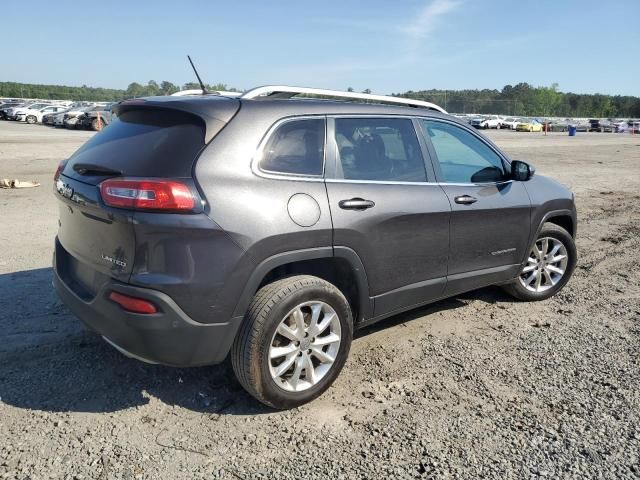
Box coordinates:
[325,116,451,319]
[418,119,531,296]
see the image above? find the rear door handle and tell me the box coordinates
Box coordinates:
[339,198,375,210]
[454,195,478,205]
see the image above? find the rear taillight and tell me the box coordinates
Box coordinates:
[99,178,196,211]
[109,291,157,314]
[54,160,67,181]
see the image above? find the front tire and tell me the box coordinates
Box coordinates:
[503,223,576,301]
[231,275,353,409]
[26,115,37,124]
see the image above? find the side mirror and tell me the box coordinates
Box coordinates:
[511,160,535,181]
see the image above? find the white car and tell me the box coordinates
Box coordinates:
[15,105,67,124]
[470,115,504,129]
[482,115,504,129]
[5,103,51,120]
[500,117,518,129]
[501,117,526,130]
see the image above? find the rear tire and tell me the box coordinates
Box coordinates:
[231,275,353,409]
[503,223,576,301]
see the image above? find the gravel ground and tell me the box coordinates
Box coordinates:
[1,121,639,479]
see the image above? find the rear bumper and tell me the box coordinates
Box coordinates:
[53,248,243,367]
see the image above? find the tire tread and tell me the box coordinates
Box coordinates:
[231,275,345,408]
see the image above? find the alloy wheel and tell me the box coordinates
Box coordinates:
[268,301,341,392]
[519,237,569,292]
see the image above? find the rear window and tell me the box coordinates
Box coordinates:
[64,109,205,181]
[259,118,325,176]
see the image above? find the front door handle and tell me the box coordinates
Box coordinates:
[339,198,375,210]
[454,195,478,205]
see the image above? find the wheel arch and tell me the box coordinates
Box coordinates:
[544,213,575,238]
[520,209,576,267]
[232,247,372,324]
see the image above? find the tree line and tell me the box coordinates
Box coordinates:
[395,83,640,118]
[0,80,236,102]
[1,80,638,118]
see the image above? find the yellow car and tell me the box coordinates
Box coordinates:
[515,120,543,132]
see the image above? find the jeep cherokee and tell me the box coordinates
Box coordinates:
[53,86,577,409]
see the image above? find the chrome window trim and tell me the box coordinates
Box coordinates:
[251,115,327,182]
[325,178,514,187]
[325,178,438,186]
[250,114,514,188]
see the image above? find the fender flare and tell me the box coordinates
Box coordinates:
[521,209,576,266]
[232,246,372,322]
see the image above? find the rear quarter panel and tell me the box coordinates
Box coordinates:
[193,104,333,315]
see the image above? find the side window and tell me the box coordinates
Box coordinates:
[260,118,325,176]
[421,120,506,183]
[334,117,426,182]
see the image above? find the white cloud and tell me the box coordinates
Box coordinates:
[272,0,463,91]
[403,0,461,40]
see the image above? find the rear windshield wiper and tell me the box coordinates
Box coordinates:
[73,163,122,177]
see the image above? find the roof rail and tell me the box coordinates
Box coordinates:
[171,89,242,97]
[241,85,447,113]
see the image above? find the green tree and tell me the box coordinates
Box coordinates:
[160,81,179,95]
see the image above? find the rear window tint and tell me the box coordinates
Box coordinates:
[65,109,205,179]
[334,117,426,182]
[260,118,325,176]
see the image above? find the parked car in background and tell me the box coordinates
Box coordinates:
[470,115,503,129]
[515,119,543,132]
[4,103,51,120]
[15,105,67,124]
[62,106,93,129]
[588,119,603,132]
[572,121,589,132]
[548,119,570,132]
[469,116,485,128]
[43,109,65,125]
[76,103,115,130]
[0,102,26,119]
[500,117,518,129]
[613,120,628,133]
[599,120,614,133]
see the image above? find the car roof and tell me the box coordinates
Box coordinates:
[125,94,456,123]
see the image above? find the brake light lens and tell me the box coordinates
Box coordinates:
[54,160,67,181]
[109,291,157,314]
[100,178,196,211]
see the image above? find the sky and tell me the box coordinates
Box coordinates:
[3,0,639,96]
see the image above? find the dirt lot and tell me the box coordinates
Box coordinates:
[1,121,639,479]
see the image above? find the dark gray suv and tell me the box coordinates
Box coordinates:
[53,87,577,409]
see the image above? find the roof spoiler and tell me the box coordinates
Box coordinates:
[114,96,240,143]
